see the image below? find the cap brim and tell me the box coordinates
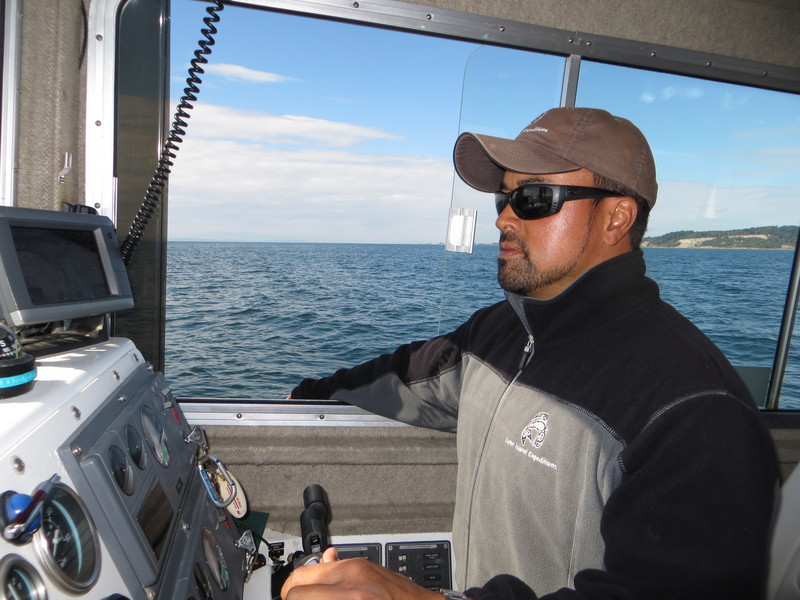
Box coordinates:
[454,132,580,192]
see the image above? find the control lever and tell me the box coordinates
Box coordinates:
[271,484,332,600]
[2,474,59,542]
[300,484,331,555]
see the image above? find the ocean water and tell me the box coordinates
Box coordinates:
[165,243,799,408]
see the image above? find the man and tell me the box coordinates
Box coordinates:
[283,107,779,599]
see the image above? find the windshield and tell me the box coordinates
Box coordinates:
[164,1,800,407]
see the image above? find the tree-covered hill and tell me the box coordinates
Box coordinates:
[642,226,798,249]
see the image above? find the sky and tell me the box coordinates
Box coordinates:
[167,0,800,244]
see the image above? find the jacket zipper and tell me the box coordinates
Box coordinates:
[462,333,535,585]
[517,334,535,373]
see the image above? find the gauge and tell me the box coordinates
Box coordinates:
[202,529,229,591]
[193,562,213,600]
[109,445,135,495]
[125,424,146,469]
[32,483,100,594]
[140,405,171,467]
[0,555,47,600]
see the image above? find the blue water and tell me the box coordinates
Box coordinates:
[165,243,799,408]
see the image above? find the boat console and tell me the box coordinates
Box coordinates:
[0,338,252,599]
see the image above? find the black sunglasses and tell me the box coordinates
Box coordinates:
[495,184,623,220]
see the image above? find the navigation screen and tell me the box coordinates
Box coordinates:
[11,226,110,305]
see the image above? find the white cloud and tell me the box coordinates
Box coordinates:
[184,103,404,148]
[204,63,296,84]
[167,137,455,243]
[640,85,705,104]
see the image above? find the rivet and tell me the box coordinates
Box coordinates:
[352,1,359,7]
[236,413,243,419]
[72,406,82,420]
[94,203,101,209]
[425,13,432,20]
[499,25,505,32]
[118,395,127,403]
[650,51,657,58]
[96,34,103,41]
[12,456,25,473]
[319,414,326,420]
[706,60,713,67]
[72,446,82,457]
[567,37,575,44]
[95,120,102,126]
[113,370,120,381]
[585,40,592,47]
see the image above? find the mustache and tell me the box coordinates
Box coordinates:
[500,230,526,251]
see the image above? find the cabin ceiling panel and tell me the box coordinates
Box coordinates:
[402,0,800,70]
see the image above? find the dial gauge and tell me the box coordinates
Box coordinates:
[110,445,135,495]
[202,528,229,591]
[32,483,100,594]
[125,424,146,469]
[0,555,47,600]
[140,405,171,467]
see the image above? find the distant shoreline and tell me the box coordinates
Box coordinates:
[642,244,793,250]
[641,225,797,251]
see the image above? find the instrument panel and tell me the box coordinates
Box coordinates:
[0,339,249,600]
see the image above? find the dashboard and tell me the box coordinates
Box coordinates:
[0,339,249,600]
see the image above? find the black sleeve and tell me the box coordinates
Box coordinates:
[466,575,539,600]
[575,394,777,599]
[290,318,478,430]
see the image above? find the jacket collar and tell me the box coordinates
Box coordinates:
[505,250,658,342]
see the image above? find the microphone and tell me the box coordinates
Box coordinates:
[300,484,330,555]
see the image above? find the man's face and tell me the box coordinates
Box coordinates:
[495,168,611,300]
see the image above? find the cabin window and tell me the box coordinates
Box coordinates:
[164,0,799,408]
[165,2,565,400]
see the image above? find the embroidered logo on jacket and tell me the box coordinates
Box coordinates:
[521,412,549,448]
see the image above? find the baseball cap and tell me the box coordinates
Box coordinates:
[453,107,658,207]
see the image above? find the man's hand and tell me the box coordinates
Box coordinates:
[281,547,444,600]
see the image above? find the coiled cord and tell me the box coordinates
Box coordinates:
[120,0,224,265]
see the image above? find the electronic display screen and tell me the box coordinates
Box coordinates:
[0,207,133,327]
[138,482,173,560]
[11,226,110,305]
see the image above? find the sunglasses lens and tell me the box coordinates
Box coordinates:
[495,186,561,219]
[505,186,553,220]
[495,195,509,215]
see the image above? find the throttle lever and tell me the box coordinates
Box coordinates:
[300,483,331,555]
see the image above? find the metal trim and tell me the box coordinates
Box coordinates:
[766,232,800,410]
[228,0,800,93]
[560,54,581,107]
[85,0,125,222]
[179,400,410,427]
[0,0,21,207]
